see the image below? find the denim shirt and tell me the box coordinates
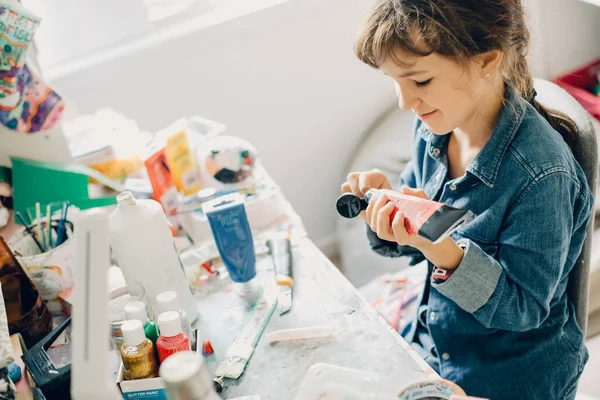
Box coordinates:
[367,88,594,400]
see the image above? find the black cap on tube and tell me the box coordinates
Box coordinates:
[336,193,369,219]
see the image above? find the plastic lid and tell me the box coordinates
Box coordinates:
[121,320,147,346]
[160,350,203,383]
[336,193,365,219]
[158,311,182,337]
[156,291,180,314]
[196,188,217,201]
[117,191,137,206]
[124,301,149,323]
[159,351,216,400]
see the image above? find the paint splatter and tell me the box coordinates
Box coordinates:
[343,306,356,315]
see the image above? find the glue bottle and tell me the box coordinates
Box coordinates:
[109,191,198,322]
[157,311,191,363]
[156,291,196,349]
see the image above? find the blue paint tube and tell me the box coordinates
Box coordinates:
[202,193,256,283]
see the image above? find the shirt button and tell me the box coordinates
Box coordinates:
[431,147,440,156]
[442,353,450,361]
[429,312,436,321]
[449,184,457,191]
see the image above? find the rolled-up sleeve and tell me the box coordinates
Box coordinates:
[433,171,592,332]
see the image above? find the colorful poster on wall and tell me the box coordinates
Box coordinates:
[0,2,64,133]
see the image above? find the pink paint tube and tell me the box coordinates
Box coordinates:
[336,189,475,244]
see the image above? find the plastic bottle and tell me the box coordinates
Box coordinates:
[108,191,198,322]
[159,351,220,400]
[125,301,158,346]
[157,311,191,363]
[120,320,158,380]
[156,291,196,349]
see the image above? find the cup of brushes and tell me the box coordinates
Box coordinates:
[7,201,75,310]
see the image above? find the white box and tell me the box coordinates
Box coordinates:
[116,368,168,400]
[116,330,202,399]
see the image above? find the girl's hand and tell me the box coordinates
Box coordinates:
[341,169,392,221]
[369,186,432,248]
[369,186,465,270]
[399,185,429,200]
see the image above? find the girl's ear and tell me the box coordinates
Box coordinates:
[478,50,504,79]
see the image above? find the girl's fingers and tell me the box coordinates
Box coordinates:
[391,210,409,245]
[346,172,361,196]
[370,193,389,232]
[401,186,429,200]
[376,202,396,241]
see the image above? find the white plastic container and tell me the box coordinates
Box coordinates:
[109,191,198,322]
[294,363,386,400]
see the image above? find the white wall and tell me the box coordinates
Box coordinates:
[48,0,600,252]
[527,0,600,78]
[49,0,397,251]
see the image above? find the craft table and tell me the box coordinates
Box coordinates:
[109,174,434,399]
[190,220,433,398]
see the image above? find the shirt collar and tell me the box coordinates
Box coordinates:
[417,86,526,188]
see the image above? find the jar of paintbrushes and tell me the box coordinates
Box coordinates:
[8,201,74,315]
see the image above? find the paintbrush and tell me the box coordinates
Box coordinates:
[15,211,44,253]
[36,202,45,251]
[55,202,70,246]
[46,204,52,249]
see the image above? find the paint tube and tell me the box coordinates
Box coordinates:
[266,326,332,343]
[336,189,475,244]
[202,194,257,284]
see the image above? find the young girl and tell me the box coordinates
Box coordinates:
[341,1,594,399]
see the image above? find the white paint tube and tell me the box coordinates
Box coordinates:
[266,326,332,343]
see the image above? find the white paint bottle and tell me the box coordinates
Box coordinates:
[109,191,198,322]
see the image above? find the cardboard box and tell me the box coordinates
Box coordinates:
[116,367,168,400]
[116,330,201,399]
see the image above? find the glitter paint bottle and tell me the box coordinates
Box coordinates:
[120,320,158,380]
[157,311,191,363]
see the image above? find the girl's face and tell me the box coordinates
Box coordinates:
[380,52,488,135]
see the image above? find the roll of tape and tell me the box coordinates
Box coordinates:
[397,378,466,399]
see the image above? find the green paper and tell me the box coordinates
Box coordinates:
[11,157,125,222]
